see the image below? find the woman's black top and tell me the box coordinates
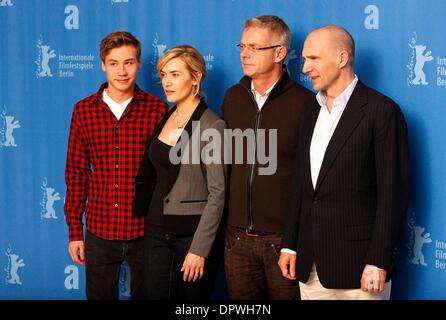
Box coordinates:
[145,136,201,235]
[146,137,173,227]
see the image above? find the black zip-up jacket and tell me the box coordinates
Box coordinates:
[221,70,314,233]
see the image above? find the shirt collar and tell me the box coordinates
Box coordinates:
[316,75,358,109]
[251,80,278,98]
[95,82,144,102]
[103,89,133,106]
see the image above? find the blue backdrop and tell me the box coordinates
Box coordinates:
[1,0,445,300]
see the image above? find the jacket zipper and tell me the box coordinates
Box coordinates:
[242,85,262,233]
[240,74,283,232]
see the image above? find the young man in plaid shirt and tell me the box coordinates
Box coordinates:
[64,31,167,300]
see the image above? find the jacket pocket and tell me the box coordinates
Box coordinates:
[180,199,207,203]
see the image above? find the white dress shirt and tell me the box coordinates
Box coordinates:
[281,75,358,255]
[103,89,133,120]
[310,75,358,188]
[281,75,383,273]
[251,80,278,110]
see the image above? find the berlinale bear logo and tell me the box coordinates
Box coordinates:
[0,106,20,148]
[407,32,433,86]
[5,247,25,285]
[407,212,432,267]
[151,33,167,79]
[40,178,61,219]
[36,36,56,78]
[0,0,14,6]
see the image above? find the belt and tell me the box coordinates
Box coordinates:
[233,226,281,237]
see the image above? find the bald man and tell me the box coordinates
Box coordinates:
[278,25,409,300]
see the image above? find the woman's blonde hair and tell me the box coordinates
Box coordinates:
[157,45,206,98]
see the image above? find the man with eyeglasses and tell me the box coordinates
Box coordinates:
[221,15,313,300]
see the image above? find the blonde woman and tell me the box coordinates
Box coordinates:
[133,45,226,299]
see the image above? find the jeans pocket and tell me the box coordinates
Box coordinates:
[225,234,241,252]
[269,242,281,257]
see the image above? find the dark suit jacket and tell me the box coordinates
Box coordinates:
[281,81,410,289]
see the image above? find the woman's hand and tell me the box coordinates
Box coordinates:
[181,252,205,282]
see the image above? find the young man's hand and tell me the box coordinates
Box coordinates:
[68,241,85,265]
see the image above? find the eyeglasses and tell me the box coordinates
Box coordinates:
[236,43,282,53]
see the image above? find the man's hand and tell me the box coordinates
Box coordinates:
[181,252,205,282]
[278,252,297,280]
[360,265,387,292]
[68,241,85,265]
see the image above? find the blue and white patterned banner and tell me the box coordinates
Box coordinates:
[1,0,445,299]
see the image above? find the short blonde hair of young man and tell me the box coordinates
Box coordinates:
[157,45,206,98]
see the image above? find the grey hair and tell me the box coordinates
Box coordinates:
[244,15,291,49]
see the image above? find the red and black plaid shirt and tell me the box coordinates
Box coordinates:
[64,83,167,241]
